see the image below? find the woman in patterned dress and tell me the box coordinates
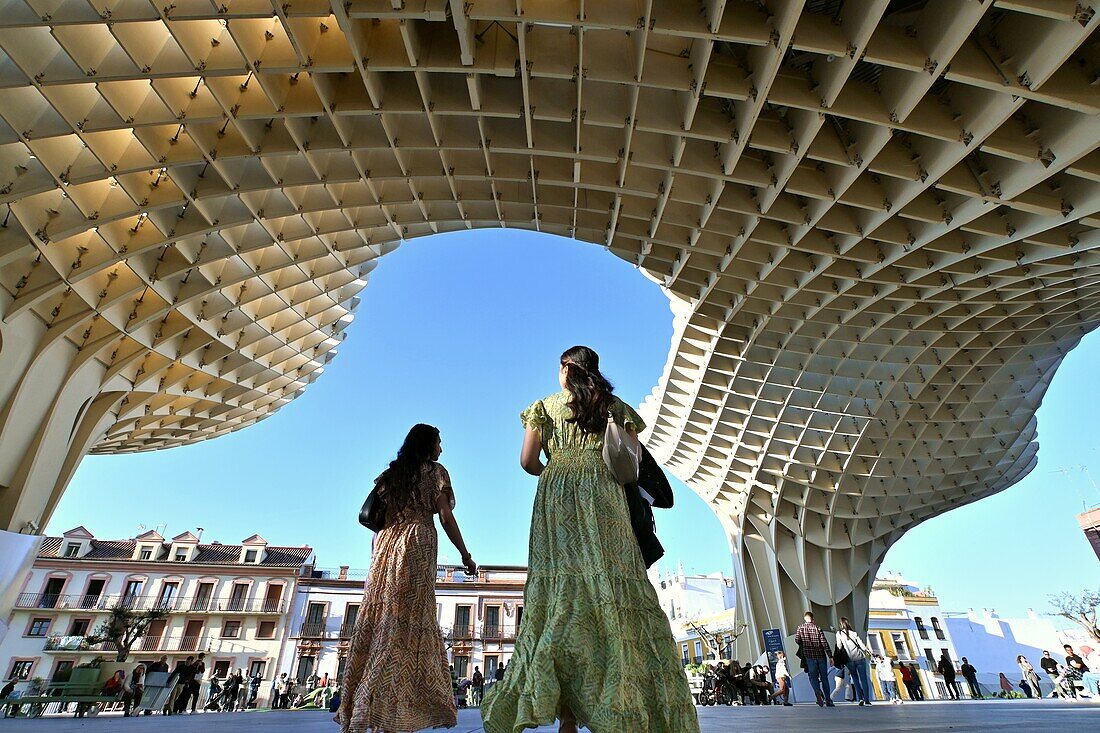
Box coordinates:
[338,424,478,733]
[481,346,699,733]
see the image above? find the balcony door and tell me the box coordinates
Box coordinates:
[303,602,326,637]
[181,619,204,651]
[484,654,499,679]
[295,656,315,683]
[228,583,248,611]
[142,619,167,650]
[81,579,105,609]
[454,605,471,637]
[157,582,179,610]
[193,582,214,611]
[40,577,65,608]
[484,606,501,638]
[122,579,144,608]
[262,584,283,613]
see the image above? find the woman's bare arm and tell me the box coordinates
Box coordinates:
[436,492,477,575]
[520,426,544,476]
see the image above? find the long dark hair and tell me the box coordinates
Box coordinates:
[377,424,440,511]
[560,345,615,434]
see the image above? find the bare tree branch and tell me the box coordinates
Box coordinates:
[1049,589,1100,646]
[86,605,169,662]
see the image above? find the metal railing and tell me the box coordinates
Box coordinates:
[15,592,285,614]
[44,635,204,653]
[298,621,328,638]
[480,624,517,641]
[450,624,475,640]
[308,567,370,581]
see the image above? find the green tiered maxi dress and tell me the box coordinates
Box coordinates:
[481,391,700,733]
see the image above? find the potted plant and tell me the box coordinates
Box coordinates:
[68,657,105,691]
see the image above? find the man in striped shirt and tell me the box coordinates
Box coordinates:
[795,611,834,707]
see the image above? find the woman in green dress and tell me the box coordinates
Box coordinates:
[481,346,699,733]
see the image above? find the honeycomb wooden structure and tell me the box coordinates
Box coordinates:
[1,0,1097,640]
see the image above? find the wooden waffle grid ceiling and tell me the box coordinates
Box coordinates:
[1,0,1099,621]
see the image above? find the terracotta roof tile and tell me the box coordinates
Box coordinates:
[36,536,311,567]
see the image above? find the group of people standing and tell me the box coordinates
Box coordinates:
[335,347,700,733]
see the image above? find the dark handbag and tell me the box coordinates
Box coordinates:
[358,483,387,532]
[624,482,664,568]
[833,637,850,667]
[636,444,674,508]
[623,445,673,568]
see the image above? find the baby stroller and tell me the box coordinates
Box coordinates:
[697,670,718,706]
[203,678,226,712]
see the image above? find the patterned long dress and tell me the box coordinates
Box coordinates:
[481,391,700,733]
[338,462,457,732]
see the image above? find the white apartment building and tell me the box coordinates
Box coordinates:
[650,564,737,625]
[278,564,527,685]
[944,607,1093,681]
[1,526,310,688]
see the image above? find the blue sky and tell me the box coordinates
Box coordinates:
[47,230,1099,618]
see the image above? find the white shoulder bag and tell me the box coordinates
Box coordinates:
[602,410,641,484]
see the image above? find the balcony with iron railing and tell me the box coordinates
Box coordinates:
[15,592,285,614]
[298,621,329,638]
[45,635,206,654]
[45,634,262,655]
[449,624,475,640]
[480,624,518,641]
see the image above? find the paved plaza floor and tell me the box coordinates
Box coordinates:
[3,700,1099,732]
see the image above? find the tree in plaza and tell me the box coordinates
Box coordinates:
[86,604,169,662]
[1049,588,1100,645]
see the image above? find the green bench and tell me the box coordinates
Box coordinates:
[1,681,121,718]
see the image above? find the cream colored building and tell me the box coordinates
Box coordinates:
[279,563,526,685]
[1,525,309,688]
[1,2,1098,652]
[865,573,965,700]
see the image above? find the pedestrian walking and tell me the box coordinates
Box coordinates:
[910,664,926,700]
[795,611,834,707]
[280,672,293,709]
[186,653,205,713]
[938,651,960,700]
[960,657,983,699]
[271,672,286,709]
[875,656,901,704]
[494,663,505,684]
[770,651,792,706]
[337,424,478,733]
[165,657,192,715]
[1017,655,1043,700]
[245,669,259,708]
[224,670,243,712]
[481,346,700,733]
[899,663,923,701]
[836,617,873,705]
[471,667,484,706]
